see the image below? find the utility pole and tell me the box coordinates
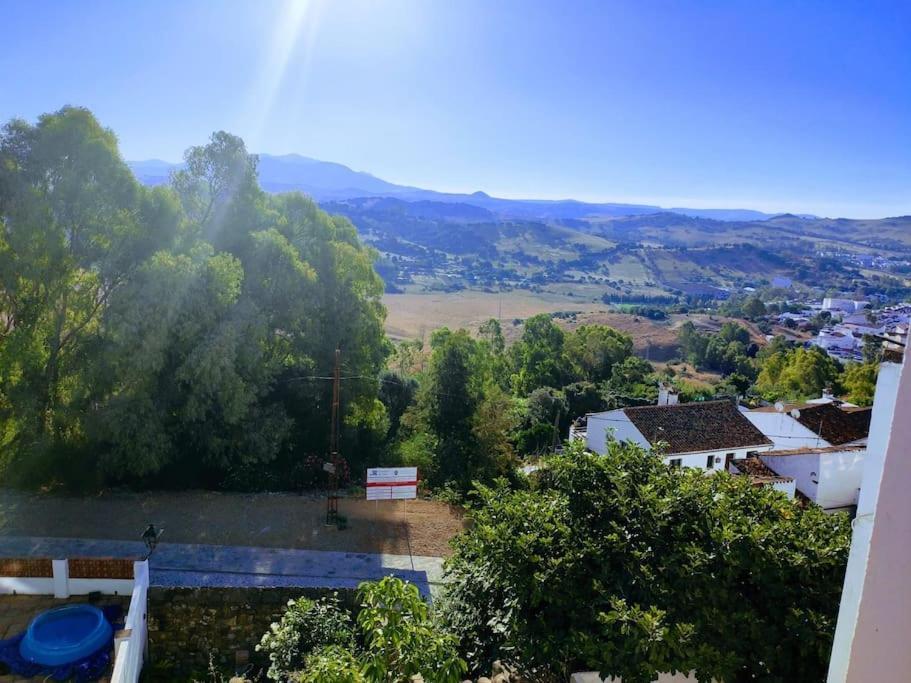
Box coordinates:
[326,348,341,525]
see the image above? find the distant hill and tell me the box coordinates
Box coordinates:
[127,154,779,222]
[126,155,911,303]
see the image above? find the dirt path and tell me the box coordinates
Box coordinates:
[0,490,465,558]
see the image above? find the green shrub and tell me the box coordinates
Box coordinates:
[257,595,354,681]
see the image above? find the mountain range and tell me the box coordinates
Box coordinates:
[128,154,781,223]
[127,154,911,304]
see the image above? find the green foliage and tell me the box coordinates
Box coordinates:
[677,321,757,378]
[756,346,843,402]
[564,324,634,383]
[0,107,178,475]
[287,578,467,683]
[841,362,878,407]
[513,387,567,456]
[441,440,851,682]
[0,108,388,488]
[399,328,517,491]
[509,314,572,394]
[741,296,767,320]
[603,356,657,405]
[257,595,354,681]
[356,577,467,683]
[510,318,636,394]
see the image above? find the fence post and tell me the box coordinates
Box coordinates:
[133,560,149,661]
[52,559,69,598]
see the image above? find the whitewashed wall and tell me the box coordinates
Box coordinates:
[745,411,830,450]
[760,452,820,502]
[111,561,149,683]
[817,449,865,510]
[585,411,648,455]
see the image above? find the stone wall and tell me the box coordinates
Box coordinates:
[146,586,358,681]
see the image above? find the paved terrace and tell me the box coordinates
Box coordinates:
[0,537,445,598]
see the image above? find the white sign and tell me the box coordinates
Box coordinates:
[366,467,417,501]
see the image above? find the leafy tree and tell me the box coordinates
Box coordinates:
[678,322,755,378]
[0,107,179,474]
[841,363,878,407]
[441,441,850,682]
[400,329,515,490]
[0,109,390,489]
[377,371,418,442]
[603,356,657,405]
[294,578,467,683]
[861,335,884,365]
[564,324,634,383]
[756,346,843,401]
[96,247,291,481]
[562,381,607,422]
[258,595,354,681]
[677,321,709,366]
[509,314,572,395]
[514,387,567,456]
[742,296,767,320]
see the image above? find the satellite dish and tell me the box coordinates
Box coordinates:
[790,408,801,419]
[774,401,785,413]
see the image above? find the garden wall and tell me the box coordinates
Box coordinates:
[146,586,358,680]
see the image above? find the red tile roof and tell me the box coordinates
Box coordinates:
[732,456,795,484]
[792,404,871,446]
[623,400,773,455]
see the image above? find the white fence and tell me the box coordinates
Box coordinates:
[0,556,149,683]
[111,560,150,683]
[0,557,135,597]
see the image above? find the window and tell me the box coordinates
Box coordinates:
[670,458,682,468]
[706,455,715,469]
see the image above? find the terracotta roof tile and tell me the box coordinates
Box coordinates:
[792,404,871,445]
[732,456,795,484]
[623,400,772,454]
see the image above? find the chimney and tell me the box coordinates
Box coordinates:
[658,382,679,406]
[822,387,835,402]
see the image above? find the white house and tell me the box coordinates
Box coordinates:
[757,446,865,512]
[744,403,870,451]
[584,399,773,471]
[729,456,797,499]
[823,298,869,314]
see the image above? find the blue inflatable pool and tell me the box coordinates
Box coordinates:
[19,604,113,666]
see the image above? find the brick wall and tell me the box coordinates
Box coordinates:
[145,586,358,680]
[0,558,52,578]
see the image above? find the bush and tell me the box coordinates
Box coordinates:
[257,595,354,681]
[259,579,467,683]
[440,440,850,682]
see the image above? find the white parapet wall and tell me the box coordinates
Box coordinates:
[111,560,150,683]
[0,557,136,597]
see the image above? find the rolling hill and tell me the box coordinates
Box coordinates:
[127,155,911,304]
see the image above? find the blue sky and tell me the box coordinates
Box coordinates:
[1,0,909,218]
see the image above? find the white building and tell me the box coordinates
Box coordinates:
[584,399,773,471]
[758,446,865,512]
[823,298,870,314]
[729,456,797,499]
[827,345,908,681]
[744,403,870,451]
